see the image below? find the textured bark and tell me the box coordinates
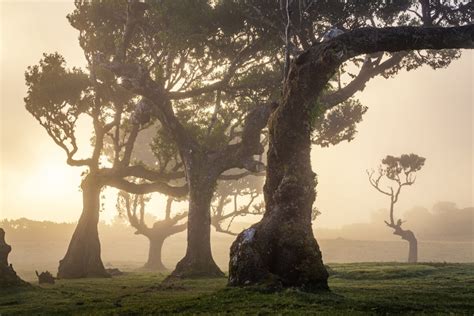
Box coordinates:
[58,175,109,279]
[171,158,224,278]
[229,25,473,290]
[228,66,329,290]
[393,227,418,263]
[0,228,28,287]
[228,27,337,292]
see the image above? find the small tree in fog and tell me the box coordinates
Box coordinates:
[367,154,426,263]
[117,173,265,270]
[117,193,186,271]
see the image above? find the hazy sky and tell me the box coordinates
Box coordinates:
[0,2,472,228]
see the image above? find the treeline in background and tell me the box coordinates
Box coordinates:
[2,201,472,281]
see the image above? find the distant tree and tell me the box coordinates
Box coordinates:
[117,193,187,271]
[104,121,184,272]
[367,154,426,263]
[116,174,265,270]
[211,175,265,235]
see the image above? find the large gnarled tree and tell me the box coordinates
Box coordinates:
[227,2,473,289]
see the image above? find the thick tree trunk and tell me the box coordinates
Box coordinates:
[171,161,224,278]
[57,175,109,279]
[394,228,418,263]
[227,24,474,290]
[143,235,167,271]
[228,38,339,291]
[228,137,328,290]
[229,78,329,290]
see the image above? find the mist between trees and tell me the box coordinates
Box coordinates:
[2,200,472,281]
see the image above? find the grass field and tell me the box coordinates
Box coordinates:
[1,263,473,315]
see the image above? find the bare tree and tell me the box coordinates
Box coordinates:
[117,193,187,271]
[211,175,265,235]
[367,154,426,263]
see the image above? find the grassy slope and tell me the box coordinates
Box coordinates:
[1,263,473,315]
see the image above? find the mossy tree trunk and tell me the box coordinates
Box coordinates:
[58,174,109,279]
[228,65,329,290]
[228,33,341,290]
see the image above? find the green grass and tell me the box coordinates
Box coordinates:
[1,263,473,315]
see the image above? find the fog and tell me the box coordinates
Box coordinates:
[1,2,472,229]
[0,2,473,314]
[0,200,470,282]
[0,0,473,281]
[318,201,473,241]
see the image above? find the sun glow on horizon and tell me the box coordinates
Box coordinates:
[30,163,80,193]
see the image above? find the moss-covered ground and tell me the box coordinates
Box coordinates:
[1,263,473,315]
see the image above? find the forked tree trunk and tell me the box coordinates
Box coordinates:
[58,175,108,279]
[171,161,224,278]
[143,235,167,271]
[393,228,418,263]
